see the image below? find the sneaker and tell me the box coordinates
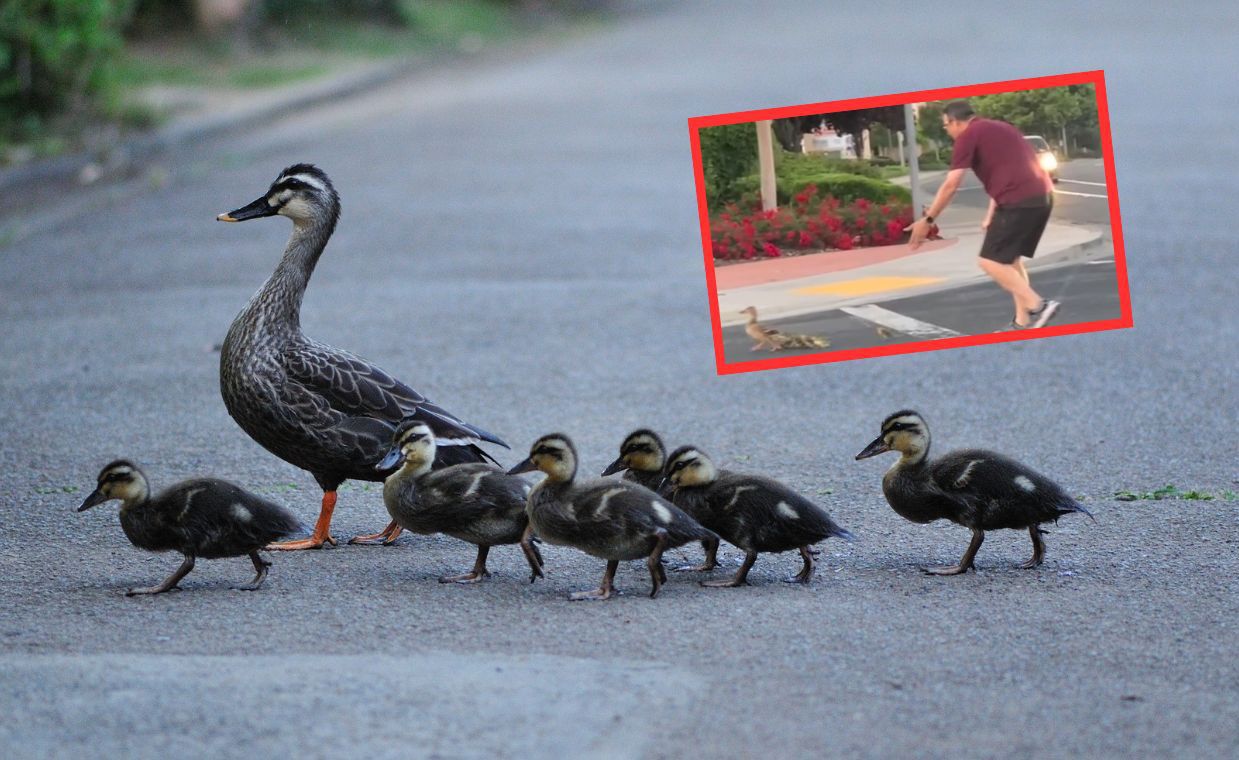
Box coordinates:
[1029,300,1061,328]
[995,320,1026,333]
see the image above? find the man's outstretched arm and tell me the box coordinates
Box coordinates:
[906,168,967,250]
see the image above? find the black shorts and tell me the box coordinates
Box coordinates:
[979,194,1053,264]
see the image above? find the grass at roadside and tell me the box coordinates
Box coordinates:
[2,1,600,165]
[115,0,525,92]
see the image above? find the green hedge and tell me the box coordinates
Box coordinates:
[775,151,884,179]
[699,123,758,209]
[733,171,910,207]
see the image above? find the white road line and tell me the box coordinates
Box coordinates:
[1087,259,1115,265]
[841,304,962,339]
[1054,189,1108,199]
[1060,179,1107,187]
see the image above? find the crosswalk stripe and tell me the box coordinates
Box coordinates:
[1059,179,1107,187]
[840,304,962,338]
[1054,189,1107,199]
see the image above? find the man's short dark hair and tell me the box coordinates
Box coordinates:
[943,100,975,122]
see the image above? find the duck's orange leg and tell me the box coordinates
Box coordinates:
[267,491,338,550]
[347,519,404,546]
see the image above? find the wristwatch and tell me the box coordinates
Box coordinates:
[924,215,935,224]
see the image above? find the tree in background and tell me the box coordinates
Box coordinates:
[1,0,138,143]
[772,105,906,155]
[916,101,948,161]
[969,85,1098,156]
[698,123,758,208]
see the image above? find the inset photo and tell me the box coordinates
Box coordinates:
[688,70,1131,375]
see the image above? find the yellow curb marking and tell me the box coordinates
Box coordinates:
[794,276,942,297]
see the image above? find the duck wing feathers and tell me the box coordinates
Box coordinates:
[281,337,507,468]
[399,464,529,538]
[286,339,505,445]
[927,449,1089,530]
[700,471,850,551]
[144,479,304,559]
[532,480,712,560]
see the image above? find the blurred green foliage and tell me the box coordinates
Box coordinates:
[1,1,136,143]
[732,170,910,208]
[775,151,883,180]
[698,123,758,210]
[260,0,407,25]
[929,85,1101,156]
[702,127,913,209]
[1,0,587,153]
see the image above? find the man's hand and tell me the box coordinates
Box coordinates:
[904,217,932,251]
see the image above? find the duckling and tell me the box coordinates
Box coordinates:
[855,409,1094,575]
[740,306,829,351]
[217,164,508,550]
[376,421,543,583]
[662,446,853,586]
[603,429,718,568]
[508,434,719,600]
[77,460,303,595]
[601,428,670,495]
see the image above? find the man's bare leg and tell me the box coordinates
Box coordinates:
[979,258,1042,325]
[1013,257,1031,285]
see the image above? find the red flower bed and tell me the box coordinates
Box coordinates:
[709,185,916,261]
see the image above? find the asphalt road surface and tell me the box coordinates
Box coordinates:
[1,2,1236,758]
[722,257,1125,361]
[941,156,1112,225]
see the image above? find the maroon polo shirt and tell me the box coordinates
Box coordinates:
[950,118,1052,206]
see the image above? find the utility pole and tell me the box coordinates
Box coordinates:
[903,103,924,214]
[756,120,777,212]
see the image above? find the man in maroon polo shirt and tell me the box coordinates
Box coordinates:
[906,100,1060,331]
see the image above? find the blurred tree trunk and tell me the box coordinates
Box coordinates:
[194,0,251,34]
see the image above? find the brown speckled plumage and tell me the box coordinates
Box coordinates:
[217,164,506,547]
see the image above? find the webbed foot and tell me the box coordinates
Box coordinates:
[439,570,491,584]
[700,577,748,588]
[266,535,336,551]
[922,564,971,576]
[347,520,403,546]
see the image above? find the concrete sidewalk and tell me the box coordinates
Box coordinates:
[888,168,948,187]
[716,220,1106,326]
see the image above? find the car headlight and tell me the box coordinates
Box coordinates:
[1039,152,1058,172]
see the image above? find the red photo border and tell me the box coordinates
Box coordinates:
[687,70,1131,376]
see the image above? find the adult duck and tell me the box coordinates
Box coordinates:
[217,164,507,549]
